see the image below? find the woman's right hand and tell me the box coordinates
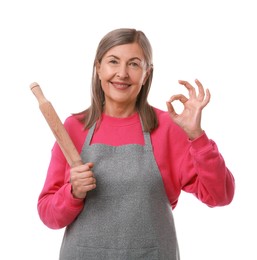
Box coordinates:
[70,162,96,199]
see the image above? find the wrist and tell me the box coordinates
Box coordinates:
[188,129,203,140]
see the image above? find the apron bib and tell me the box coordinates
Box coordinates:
[60,121,180,260]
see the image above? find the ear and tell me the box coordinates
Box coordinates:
[142,66,152,85]
[95,61,101,80]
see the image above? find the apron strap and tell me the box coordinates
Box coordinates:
[84,122,97,146]
[143,131,153,152]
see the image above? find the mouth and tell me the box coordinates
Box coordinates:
[110,81,131,90]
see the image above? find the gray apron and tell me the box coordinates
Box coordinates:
[59,121,180,260]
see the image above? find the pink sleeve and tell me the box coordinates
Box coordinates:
[37,116,86,229]
[179,132,235,207]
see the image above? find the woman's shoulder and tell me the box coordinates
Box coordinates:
[153,107,174,126]
[153,107,167,116]
[64,113,85,127]
[62,114,88,151]
[63,113,87,136]
[152,106,186,137]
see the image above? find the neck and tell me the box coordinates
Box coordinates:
[103,103,137,118]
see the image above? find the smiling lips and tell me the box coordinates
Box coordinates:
[111,81,131,90]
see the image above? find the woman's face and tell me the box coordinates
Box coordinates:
[96,43,149,113]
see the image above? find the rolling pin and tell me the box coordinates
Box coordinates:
[30,82,83,167]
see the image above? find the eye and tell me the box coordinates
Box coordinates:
[129,61,140,68]
[109,59,118,64]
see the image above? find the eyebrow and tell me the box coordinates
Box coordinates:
[106,55,142,62]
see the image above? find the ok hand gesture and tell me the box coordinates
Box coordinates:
[166,79,211,140]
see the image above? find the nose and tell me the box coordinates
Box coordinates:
[116,64,128,78]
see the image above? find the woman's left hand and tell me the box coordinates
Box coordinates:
[166,79,211,140]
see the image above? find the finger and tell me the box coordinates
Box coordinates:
[166,101,177,117]
[168,94,188,104]
[71,175,96,189]
[201,88,211,107]
[82,170,95,179]
[82,177,96,186]
[84,162,94,170]
[83,183,97,192]
[178,80,196,98]
[73,183,96,198]
[70,169,95,183]
[71,162,94,173]
[195,79,205,101]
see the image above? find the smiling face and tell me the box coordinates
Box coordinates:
[96,43,150,116]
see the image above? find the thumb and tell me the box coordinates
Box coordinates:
[85,162,94,169]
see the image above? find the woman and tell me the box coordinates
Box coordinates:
[37,28,235,260]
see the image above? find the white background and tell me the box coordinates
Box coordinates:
[0,0,256,259]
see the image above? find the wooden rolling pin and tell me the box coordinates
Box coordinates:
[30,82,83,167]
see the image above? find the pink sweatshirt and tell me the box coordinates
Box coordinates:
[37,107,235,229]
